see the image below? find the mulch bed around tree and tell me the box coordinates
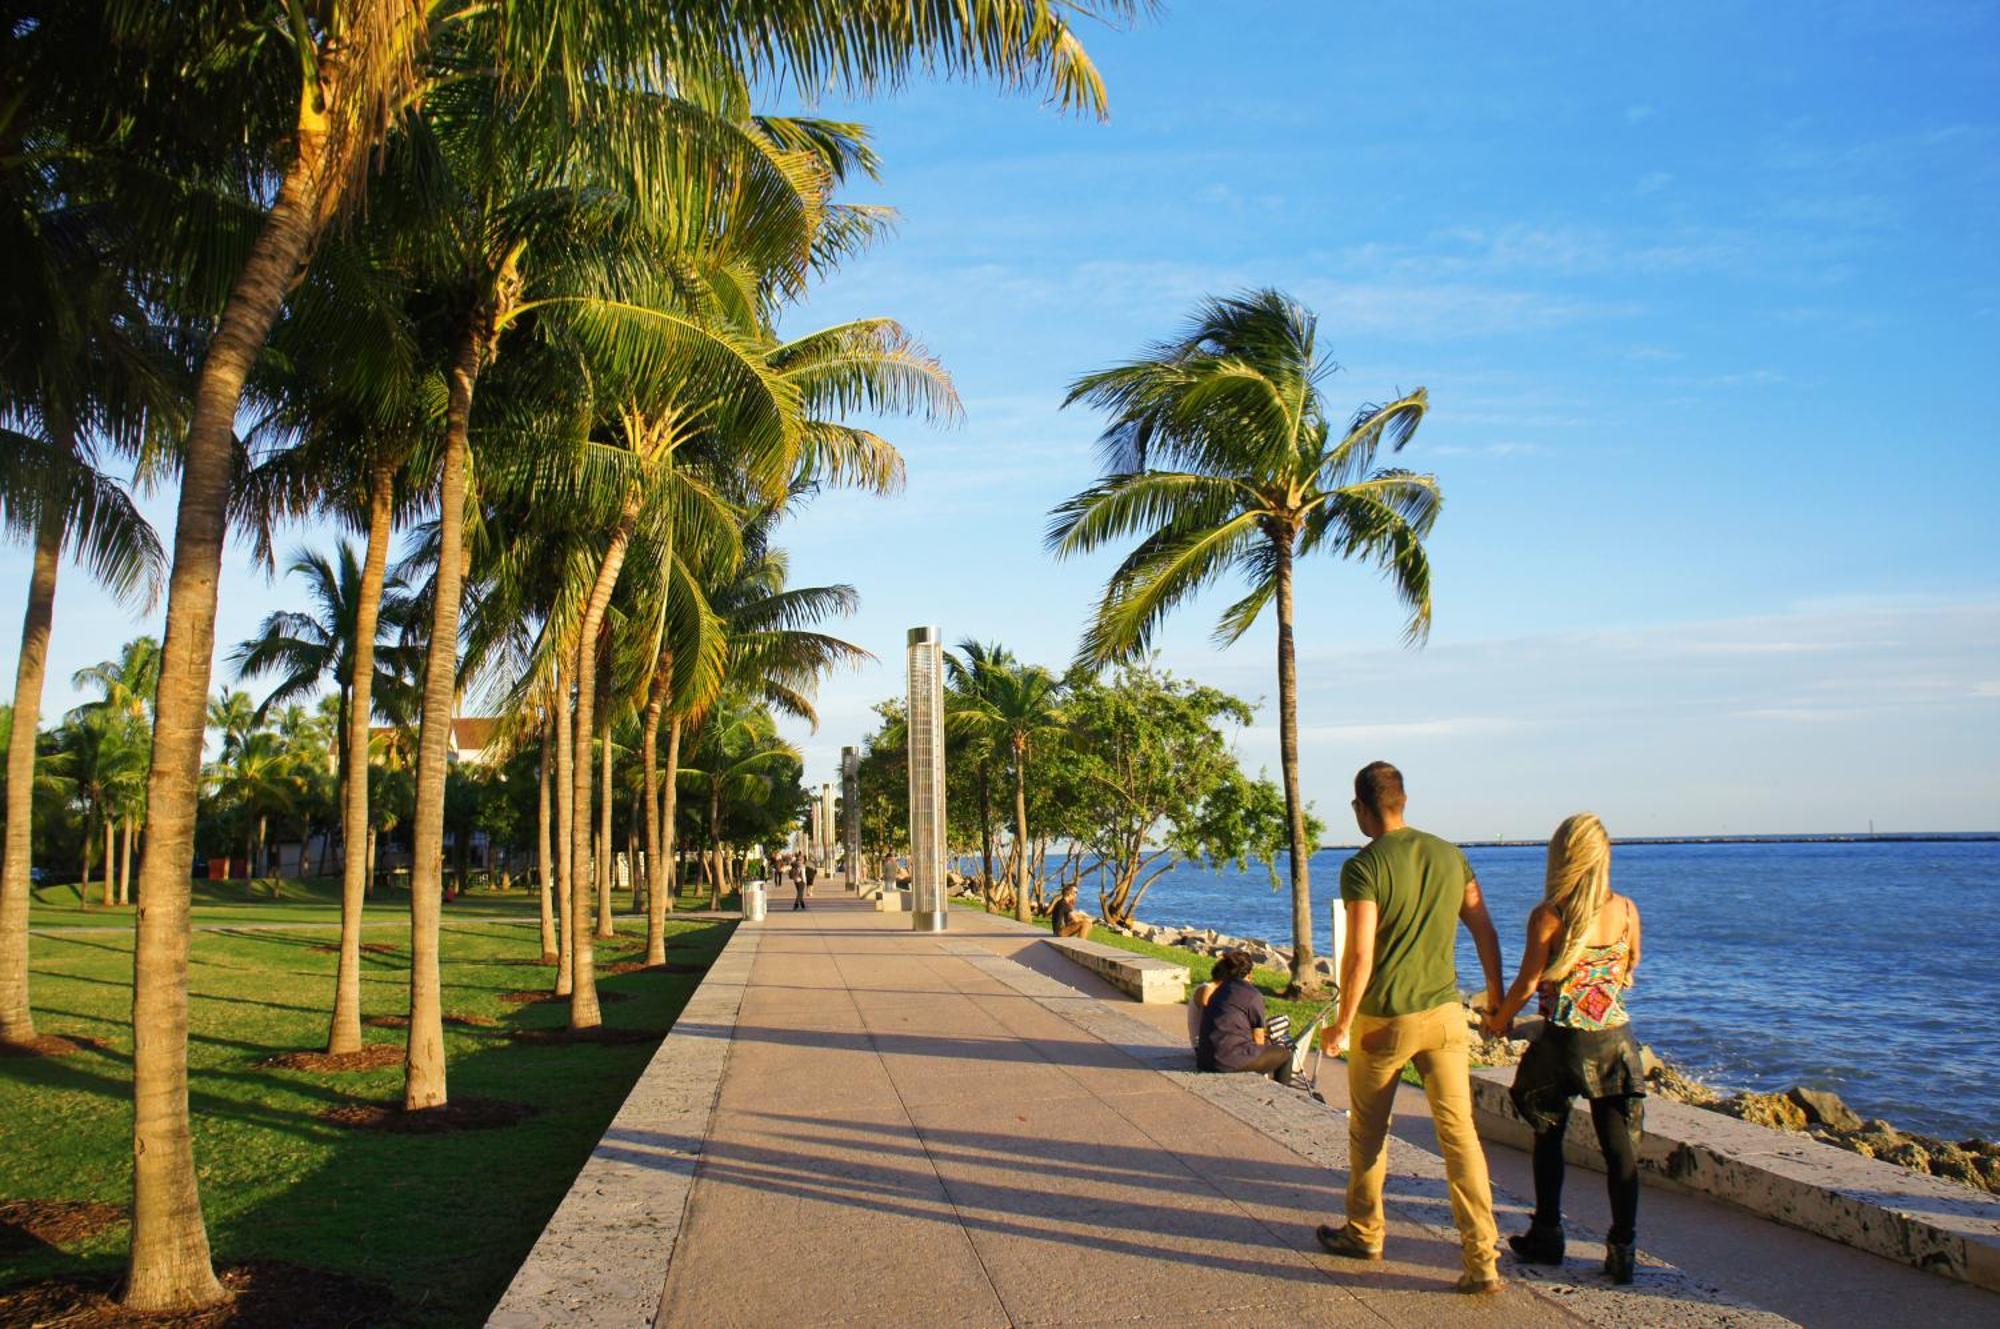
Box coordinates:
[497,988,629,1005]
[360,1012,499,1030]
[0,1033,111,1058]
[504,1025,663,1046]
[316,1096,540,1134]
[0,1261,398,1327]
[256,1045,403,1073]
[600,959,707,975]
[0,1199,126,1254]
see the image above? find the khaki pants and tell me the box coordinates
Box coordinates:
[1344,1001,1499,1278]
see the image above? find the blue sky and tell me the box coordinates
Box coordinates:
[7,1,1997,836]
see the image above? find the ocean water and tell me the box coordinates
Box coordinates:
[1073,838,1999,1141]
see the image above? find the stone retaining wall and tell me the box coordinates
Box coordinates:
[486,923,760,1328]
[1470,1066,2000,1292]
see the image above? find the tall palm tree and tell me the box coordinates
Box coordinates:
[0,27,170,1044]
[948,657,1066,921]
[69,638,163,905]
[945,640,1014,904]
[1048,290,1440,991]
[232,543,415,778]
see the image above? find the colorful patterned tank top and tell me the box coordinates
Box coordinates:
[1538,940,1632,1031]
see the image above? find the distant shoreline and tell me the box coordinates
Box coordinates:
[1320,832,2000,851]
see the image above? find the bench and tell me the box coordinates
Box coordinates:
[1046,936,1188,1004]
[1470,1066,2000,1291]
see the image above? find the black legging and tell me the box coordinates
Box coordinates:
[1531,1095,1639,1245]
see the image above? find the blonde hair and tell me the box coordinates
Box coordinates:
[1541,813,1613,982]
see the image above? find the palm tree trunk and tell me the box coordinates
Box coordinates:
[120,819,134,907]
[404,327,480,1112]
[554,672,575,998]
[978,774,996,911]
[1272,535,1316,992]
[708,785,722,911]
[595,720,614,939]
[1012,749,1032,923]
[0,510,58,1044]
[126,76,354,1308]
[568,506,637,1026]
[640,671,665,965]
[102,819,115,907]
[652,716,682,961]
[536,723,556,962]
[328,465,393,1054]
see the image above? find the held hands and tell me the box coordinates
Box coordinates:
[1478,1007,1510,1039]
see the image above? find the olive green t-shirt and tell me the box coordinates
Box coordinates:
[1338,827,1472,1018]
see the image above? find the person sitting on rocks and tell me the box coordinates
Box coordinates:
[1487,812,1645,1284]
[1048,883,1093,939]
[1195,950,1293,1084]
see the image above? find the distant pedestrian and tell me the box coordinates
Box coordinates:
[791,856,808,911]
[1488,813,1645,1283]
[1317,761,1506,1295]
[804,858,818,896]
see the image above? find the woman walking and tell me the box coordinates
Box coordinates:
[1486,813,1645,1283]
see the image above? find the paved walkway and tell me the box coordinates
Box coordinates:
[650,892,1797,1329]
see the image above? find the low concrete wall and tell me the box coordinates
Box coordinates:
[486,923,760,1328]
[1470,1066,2000,1292]
[1047,935,1188,1004]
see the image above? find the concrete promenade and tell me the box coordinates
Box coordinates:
[632,890,1852,1329]
[495,885,1998,1327]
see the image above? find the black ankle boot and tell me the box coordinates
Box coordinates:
[1603,1241,1635,1284]
[1507,1220,1565,1265]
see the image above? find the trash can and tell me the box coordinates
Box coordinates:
[743,879,767,923]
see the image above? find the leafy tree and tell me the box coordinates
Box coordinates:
[1059,664,1315,925]
[1050,290,1440,991]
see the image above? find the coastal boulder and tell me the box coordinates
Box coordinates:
[1787,1085,1864,1133]
[1718,1091,1808,1133]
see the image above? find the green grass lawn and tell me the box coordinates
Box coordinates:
[1,902,735,1325]
[29,875,738,930]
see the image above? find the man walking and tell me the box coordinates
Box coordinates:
[1317,761,1507,1294]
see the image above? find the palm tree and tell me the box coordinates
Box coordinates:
[681,699,799,906]
[70,638,163,905]
[205,691,258,765]
[1048,290,1440,991]
[948,657,1066,921]
[946,640,1014,905]
[0,45,170,1044]
[210,730,300,880]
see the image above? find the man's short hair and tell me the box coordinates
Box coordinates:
[1354,761,1407,816]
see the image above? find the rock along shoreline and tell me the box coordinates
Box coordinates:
[1086,907,2000,1196]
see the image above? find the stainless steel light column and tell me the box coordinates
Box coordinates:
[906,625,948,932]
[841,745,860,890]
[820,782,835,870]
